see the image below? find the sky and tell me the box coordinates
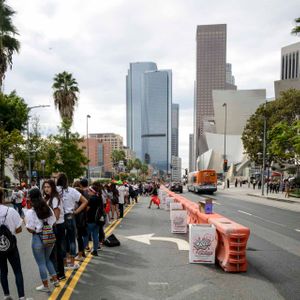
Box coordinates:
[4,0,300,169]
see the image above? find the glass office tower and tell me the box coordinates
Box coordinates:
[126,62,157,159]
[141,70,172,173]
[171,103,179,157]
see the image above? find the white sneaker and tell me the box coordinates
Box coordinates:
[75,255,84,262]
[65,263,80,270]
[52,280,60,287]
[35,285,50,293]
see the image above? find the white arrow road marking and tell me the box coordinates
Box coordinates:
[295,229,300,232]
[126,234,190,250]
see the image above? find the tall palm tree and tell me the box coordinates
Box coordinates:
[0,0,20,90]
[52,71,79,124]
[291,17,300,36]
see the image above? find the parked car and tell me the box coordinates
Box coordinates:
[170,182,183,193]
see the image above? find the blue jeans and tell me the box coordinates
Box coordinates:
[84,223,99,252]
[64,214,77,257]
[32,234,56,281]
[0,243,25,298]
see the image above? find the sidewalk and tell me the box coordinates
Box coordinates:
[218,185,300,204]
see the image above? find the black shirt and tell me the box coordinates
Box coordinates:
[86,194,103,223]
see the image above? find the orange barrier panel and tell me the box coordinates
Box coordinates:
[162,187,250,272]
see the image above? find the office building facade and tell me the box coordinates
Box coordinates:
[194,24,236,162]
[141,70,172,173]
[171,103,179,157]
[189,133,195,172]
[89,133,123,151]
[274,42,300,98]
[126,62,158,159]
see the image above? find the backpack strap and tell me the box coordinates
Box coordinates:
[2,208,9,224]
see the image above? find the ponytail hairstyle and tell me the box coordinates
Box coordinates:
[28,188,52,220]
[42,179,60,209]
[56,173,68,190]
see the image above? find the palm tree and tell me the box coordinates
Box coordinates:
[52,71,79,124]
[291,17,300,36]
[0,0,20,89]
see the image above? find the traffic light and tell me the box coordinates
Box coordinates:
[223,159,228,172]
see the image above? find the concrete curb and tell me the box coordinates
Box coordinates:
[246,193,298,204]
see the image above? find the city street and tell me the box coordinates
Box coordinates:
[3,190,300,300]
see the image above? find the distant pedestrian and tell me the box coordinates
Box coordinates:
[110,183,119,220]
[0,188,26,300]
[148,184,160,209]
[117,183,126,218]
[235,178,238,187]
[284,180,290,198]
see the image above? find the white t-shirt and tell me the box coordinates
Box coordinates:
[117,186,126,204]
[0,205,22,235]
[25,208,56,233]
[57,186,81,214]
[16,190,24,204]
[49,197,64,224]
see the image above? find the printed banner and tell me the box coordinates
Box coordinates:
[171,210,187,233]
[189,224,216,264]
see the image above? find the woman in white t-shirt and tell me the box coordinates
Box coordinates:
[25,188,59,293]
[42,179,66,281]
[56,173,88,269]
[0,188,26,300]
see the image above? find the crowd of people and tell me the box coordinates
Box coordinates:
[0,174,159,299]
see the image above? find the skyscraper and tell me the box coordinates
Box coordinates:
[171,103,179,157]
[189,133,195,172]
[141,70,172,173]
[194,24,236,161]
[126,62,157,159]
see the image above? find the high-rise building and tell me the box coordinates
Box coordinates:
[226,63,235,85]
[141,70,172,173]
[89,133,123,151]
[171,103,179,156]
[171,155,182,182]
[126,62,158,159]
[189,133,195,172]
[274,41,300,98]
[194,24,236,161]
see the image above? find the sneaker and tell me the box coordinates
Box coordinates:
[58,275,66,281]
[91,250,98,256]
[85,247,91,252]
[35,285,50,293]
[65,263,80,270]
[75,255,84,262]
[52,281,60,288]
[148,206,151,209]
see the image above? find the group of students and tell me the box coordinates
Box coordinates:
[0,173,137,299]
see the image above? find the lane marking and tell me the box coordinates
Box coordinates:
[238,210,252,216]
[295,229,300,232]
[238,210,287,228]
[60,203,135,300]
[149,282,169,286]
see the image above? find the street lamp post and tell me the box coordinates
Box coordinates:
[86,114,91,181]
[222,103,227,187]
[27,105,50,184]
[261,101,267,196]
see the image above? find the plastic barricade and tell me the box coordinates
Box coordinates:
[161,186,250,272]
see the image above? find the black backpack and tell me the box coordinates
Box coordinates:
[104,234,120,247]
[0,208,16,255]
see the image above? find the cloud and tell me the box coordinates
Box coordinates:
[4,0,300,169]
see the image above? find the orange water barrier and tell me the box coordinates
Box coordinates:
[162,188,250,272]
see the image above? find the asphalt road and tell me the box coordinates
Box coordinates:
[69,196,289,300]
[183,189,300,300]
[2,191,299,300]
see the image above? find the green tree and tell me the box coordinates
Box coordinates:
[111,150,126,169]
[242,89,300,163]
[133,158,142,174]
[0,91,28,185]
[269,120,300,165]
[126,159,134,173]
[0,0,20,89]
[46,121,88,183]
[52,71,79,124]
[140,163,148,175]
[291,17,300,36]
